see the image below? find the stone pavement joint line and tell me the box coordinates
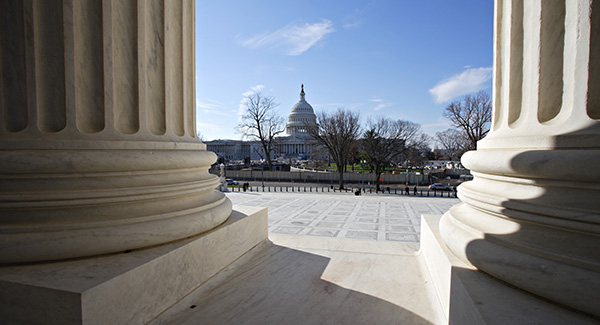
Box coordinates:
[226,192,458,243]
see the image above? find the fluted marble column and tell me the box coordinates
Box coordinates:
[440,0,599,317]
[0,0,231,264]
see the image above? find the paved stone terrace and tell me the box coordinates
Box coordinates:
[227,192,458,243]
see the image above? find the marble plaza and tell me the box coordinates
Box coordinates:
[228,192,457,242]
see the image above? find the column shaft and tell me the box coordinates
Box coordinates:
[440,0,600,317]
[0,0,231,264]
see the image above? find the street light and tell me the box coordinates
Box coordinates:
[219,163,226,192]
[360,160,366,191]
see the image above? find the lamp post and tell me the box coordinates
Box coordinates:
[405,160,410,185]
[219,163,227,192]
[360,160,365,191]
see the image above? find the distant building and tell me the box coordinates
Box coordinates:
[206,85,320,162]
[273,84,318,159]
[205,139,252,162]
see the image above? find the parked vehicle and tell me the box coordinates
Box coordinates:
[429,183,451,191]
[226,178,239,185]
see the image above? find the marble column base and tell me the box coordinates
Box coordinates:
[0,206,267,325]
[437,146,600,317]
[420,214,597,324]
[0,141,232,263]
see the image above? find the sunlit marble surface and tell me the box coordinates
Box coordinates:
[150,234,444,324]
[228,192,457,243]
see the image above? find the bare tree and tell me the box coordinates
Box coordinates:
[435,128,469,160]
[237,93,284,170]
[362,118,428,191]
[443,90,492,151]
[306,108,361,190]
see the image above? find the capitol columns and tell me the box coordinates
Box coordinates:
[0,0,232,263]
[439,0,600,316]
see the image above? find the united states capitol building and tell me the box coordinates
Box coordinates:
[205,85,319,163]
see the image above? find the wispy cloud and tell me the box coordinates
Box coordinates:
[238,85,265,121]
[343,21,362,29]
[343,9,364,30]
[429,67,493,104]
[197,98,231,117]
[370,97,391,111]
[240,20,334,55]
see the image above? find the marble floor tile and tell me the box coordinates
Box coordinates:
[227,192,458,243]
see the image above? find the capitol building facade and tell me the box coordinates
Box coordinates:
[206,85,319,163]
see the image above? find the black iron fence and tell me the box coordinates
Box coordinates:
[221,185,458,198]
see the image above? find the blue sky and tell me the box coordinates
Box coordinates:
[195,0,494,142]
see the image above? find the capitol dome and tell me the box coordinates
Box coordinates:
[286,84,317,136]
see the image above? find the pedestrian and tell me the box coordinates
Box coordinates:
[413,186,417,195]
[405,185,409,195]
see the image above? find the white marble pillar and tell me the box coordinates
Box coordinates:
[0,0,231,264]
[440,0,600,316]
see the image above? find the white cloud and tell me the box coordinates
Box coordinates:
[250,85,265,92]
[370,97,391,111]
[240,20,334,55]
[429,67,493,104]
[343,20,362,30]
[373,103,390,111]
[197,98,231,117]
[343,9,364,30]
[238,85,265,121]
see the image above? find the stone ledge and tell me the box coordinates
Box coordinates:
[419,214,597,325]
[0,206,267,324]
